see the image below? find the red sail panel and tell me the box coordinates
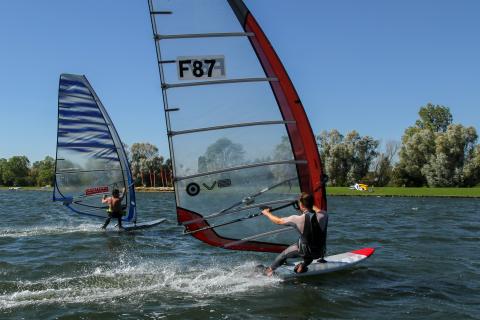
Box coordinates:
[178,207,287,253]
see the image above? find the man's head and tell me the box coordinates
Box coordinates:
[298,192,314,212]
[112,189,120,198]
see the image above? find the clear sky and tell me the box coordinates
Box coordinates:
[1,0,479,162]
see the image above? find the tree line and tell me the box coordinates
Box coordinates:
[0,156,55,187]
[0,143,174,188]
[129,142,173,187]
[319,104,480,187]
[1,104,478,188]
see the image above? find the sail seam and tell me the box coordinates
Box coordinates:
[163,77,277,89]
[175,160,307,181]
[155,32,254,40]
[168,120,295,136]
[56,168,123,174]
[182,198,297,225]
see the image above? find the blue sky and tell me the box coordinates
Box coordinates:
[1,0,479,162]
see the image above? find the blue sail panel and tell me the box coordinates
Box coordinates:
[53,74,136,222]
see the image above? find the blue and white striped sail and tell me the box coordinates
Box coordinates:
[53,74,137,222]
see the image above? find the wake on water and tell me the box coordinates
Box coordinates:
[0,223,104,238]
[0,255,279,310]
[0,216,280,311]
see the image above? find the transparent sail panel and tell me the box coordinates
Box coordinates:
[56,145,121,171]
[167,82,284,131]
[151,0,242,35]
[55,170,126,200]
[175,163,301,245]
[172,126,295,177]
[159,38,267,86]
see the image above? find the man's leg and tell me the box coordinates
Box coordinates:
[117,215,123,229]
[102,217,111,229]
[302,257,314,267]
[268,244,301,272]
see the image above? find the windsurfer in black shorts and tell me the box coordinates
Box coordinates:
[101,187,125,229]
[261,192,328,276]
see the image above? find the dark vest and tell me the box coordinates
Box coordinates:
[108,197,122,214]
[298,211,328,259]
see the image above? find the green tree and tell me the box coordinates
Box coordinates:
[393,129,435,186]
[421,124,478,186]
[372,141,399,186]
[164,158,173,187]
[271,136,295,182]
[318,130,379,186]
[463,145,480,186]
[345,131,379,184]
[200,138,245,172]
[2,156,30,186]
[394,104,479,187]
[0,158,7,185]
[318,129,348,186]
[415,103,453,133]
[130,142,159,186]
[31,156,55,186]
[147,155,164,187]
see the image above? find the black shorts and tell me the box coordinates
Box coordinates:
[108,212,122,218]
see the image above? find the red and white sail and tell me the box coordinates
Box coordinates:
[148,0,327,253]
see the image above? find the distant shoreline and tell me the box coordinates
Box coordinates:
[326,186,480,198]
[1,186,479,198]
[135,187,174,193]
[0,186,175,193]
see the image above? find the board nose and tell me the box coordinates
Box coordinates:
[351,247,375,257]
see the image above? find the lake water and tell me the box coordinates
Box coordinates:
[0,190,478,319]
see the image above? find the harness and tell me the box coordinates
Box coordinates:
[298,210,328,259]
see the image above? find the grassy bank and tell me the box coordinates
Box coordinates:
[2,186,479,197]
[327,186,480,197]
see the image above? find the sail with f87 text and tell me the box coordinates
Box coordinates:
[148,0,327,252]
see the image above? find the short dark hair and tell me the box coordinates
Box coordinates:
[298,192,314,211]
[112,189,120,197]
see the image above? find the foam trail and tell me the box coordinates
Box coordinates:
[0,223,102,238]
[0,259,279,310]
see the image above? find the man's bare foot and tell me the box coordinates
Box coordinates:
[264,267,274,277]
[294,263,307,273]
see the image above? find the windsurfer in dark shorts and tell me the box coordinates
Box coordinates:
[101,187,126,229]
[261,192,328,276]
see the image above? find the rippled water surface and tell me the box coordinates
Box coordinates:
[0,190,479,319]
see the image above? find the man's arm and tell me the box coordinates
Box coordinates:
[102,195,109,204]
[261,208,285,225]
[119,187,126,200]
